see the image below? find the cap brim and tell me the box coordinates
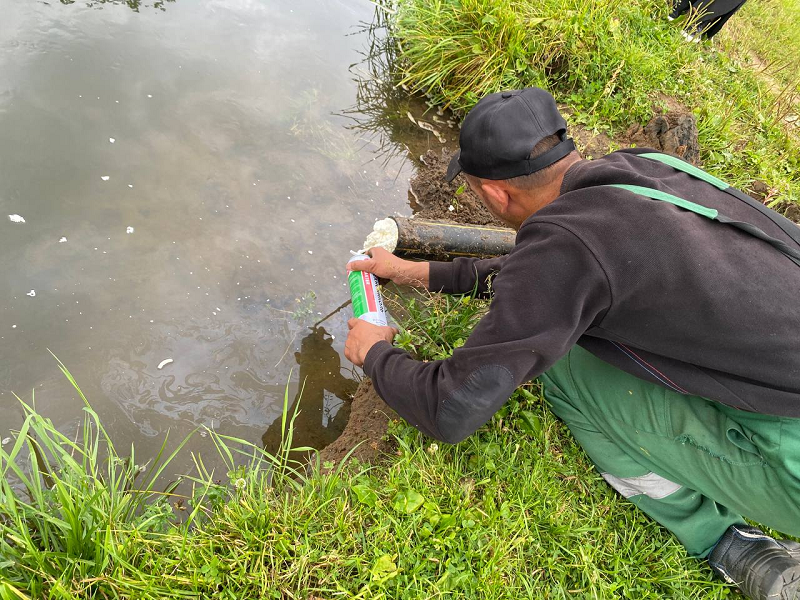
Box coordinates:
[444,150,462,182]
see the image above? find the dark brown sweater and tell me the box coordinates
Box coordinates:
[364,149,800,443]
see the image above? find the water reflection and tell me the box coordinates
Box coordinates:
[341,7,459,166]
[59,0,175,11]
[262,326,357,454]
[0,0,424,475]
[99,315,293,436]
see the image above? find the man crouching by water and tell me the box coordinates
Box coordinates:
[344,87,800,599]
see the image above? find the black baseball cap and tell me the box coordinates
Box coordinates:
[445,87,575,182]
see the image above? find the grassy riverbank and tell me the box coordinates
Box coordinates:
[382,0,800,204]
[1,296,731,599]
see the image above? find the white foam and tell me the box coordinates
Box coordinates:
[360,217,398,253]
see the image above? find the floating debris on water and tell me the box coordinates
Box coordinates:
[126,226,134,234]
[157,358,173,370]
[128,184,133,188]
[109,137,116,143]
[307,250,313,254]
[147,94,153,98]
[8,214,25,223]
[59,237,67,243]
[26,290,36,297]
[1,437,10,446]
[101,176,110,181]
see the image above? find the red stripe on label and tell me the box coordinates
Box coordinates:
[362,271,377,312]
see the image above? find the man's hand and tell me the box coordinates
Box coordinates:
[344,318,398,367]
[347,247,430,288]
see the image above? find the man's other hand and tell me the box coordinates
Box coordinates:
[347,247,430,288]
[345,318,398,367]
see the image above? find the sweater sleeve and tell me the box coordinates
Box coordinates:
[364,222,611,443]
[428,255,509,296]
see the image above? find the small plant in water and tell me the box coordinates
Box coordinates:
[292,290,318,324]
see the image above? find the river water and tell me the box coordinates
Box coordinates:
[0,0,452,473]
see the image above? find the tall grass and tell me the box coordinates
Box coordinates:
[0,359,315,599]
[388,0,692,124]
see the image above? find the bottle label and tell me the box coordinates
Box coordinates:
[348,267,388,326]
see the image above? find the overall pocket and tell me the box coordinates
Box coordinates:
[668,396,767,467]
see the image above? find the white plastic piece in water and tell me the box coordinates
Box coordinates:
[109,137,115,143]
[128,184,133,188]
[8,214,25,223]
[1,437,10,446]
[11,325,17,329]
[147,94,153,98]
[59,237,67,243]
[307,250,313,254]
[26,290,35,297]
[126,226,134,234]
[157,358,173,370]
[101,176,110,181]
[360,217,399,253]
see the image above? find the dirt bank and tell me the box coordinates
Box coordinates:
[318,379,397,466]
[411,148,506,226]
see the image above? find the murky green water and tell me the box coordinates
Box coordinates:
[0,0,452,471]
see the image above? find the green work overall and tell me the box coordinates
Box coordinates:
[539,153,800,557]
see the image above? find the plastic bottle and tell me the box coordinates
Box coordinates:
[347,254,388,326]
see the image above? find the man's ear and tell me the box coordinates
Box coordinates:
[480,180,511,215]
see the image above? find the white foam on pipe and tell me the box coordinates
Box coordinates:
[360,217,398,253]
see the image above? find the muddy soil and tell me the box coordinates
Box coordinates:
[411,149,506,226]
[318,379,397,465]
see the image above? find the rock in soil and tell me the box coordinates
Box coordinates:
[748,179,771,202]
[319,379,397,466]
[625,111,700,165]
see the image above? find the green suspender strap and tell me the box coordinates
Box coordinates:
[604,152,800,269]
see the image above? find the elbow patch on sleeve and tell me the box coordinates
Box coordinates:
[436,365,516,444]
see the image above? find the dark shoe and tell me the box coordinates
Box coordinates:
[708,525,800,599]
[668,0,690,19]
